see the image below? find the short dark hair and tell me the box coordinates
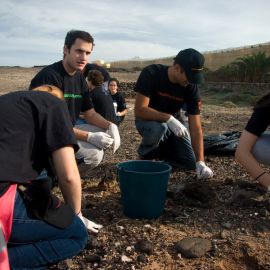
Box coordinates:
[87,70,104,87]
[64,30,94,49]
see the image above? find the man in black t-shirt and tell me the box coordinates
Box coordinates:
[0,87,89,269]
[86,70,117,124]
[134,48,213,179]
[30,30,120,170]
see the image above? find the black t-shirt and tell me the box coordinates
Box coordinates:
[0,91,78,184]
[30,61,93,125]
[83,63,111,82]
[245,106,270,136]
[134,64,201,116]
[90,86,117,124]
[111,92,127,112]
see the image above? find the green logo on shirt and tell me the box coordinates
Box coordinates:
[64,93,82,99]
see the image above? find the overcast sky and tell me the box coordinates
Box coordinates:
[1,0,269,67]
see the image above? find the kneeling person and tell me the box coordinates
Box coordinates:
[236,92,270,190]
[134,48,213,179]
[0,85,89,269]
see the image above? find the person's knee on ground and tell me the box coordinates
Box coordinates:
[161,134,196,170]
[141,122,168,146]
[136,120,170,157]
[8,192,88,269]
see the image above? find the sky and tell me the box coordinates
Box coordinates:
[1,0,270,67]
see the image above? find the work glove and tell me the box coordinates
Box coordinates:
[196,161,213,179]
[87,132,114,150]
[107,123,120,153]
[166,116,189,138]
[116,112,121,116]
[78,213,103,233]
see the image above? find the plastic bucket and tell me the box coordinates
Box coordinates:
[117,160,171,219]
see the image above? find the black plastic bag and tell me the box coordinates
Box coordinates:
[204,131,241,155]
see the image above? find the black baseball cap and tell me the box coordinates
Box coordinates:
[174,48,205,84]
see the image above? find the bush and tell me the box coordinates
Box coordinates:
[222,101,237,108]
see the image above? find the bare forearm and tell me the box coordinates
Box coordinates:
[235,149,264,179]
[189,115,204,162]
[118,109,128,117]
[235,130,263,179]
[84,109,110,130]
[190,128,204,162]
[58,176,82,214]
[73,127,88,141]
[52,147,82,214]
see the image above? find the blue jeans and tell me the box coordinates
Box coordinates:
[75,117,87,125]
[135,118,196,169]
[8,191,88,270]
[252,132,270,165]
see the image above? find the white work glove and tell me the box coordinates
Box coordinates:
[166,116,189,138]
[107,123,121,153]
[116,112,121,116]
[196,161,213,179]
[87,132,114,150]
[78,213,103,233]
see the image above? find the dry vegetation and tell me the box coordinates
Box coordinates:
[1,67,270,270]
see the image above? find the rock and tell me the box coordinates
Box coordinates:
[137,254,148,263]
[221,222,232,229]
[121,255,132,262]
[126,246,133,252]
[53,259,73,269]
[135,239,154,255]
[85,254,102,263]
[175,237,212,258]
[220,230,230,239]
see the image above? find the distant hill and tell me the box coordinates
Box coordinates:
[110,42,270,71]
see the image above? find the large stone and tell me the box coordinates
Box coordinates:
[135,239,154,255]
[175,237,212,258]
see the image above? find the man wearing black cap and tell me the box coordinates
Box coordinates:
[134,48,213,179]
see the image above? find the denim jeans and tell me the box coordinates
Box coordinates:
[8,191,88,270]
[252,132,270,165]
[135,118,196,169]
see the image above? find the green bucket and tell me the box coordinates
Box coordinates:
[117,160,171,219]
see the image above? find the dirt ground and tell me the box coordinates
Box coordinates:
[1,67,270,270]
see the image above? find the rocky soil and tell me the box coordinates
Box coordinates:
[1,67,270,270]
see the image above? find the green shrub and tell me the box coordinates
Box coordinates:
[222,101,237,108]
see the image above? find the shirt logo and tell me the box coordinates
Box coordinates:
[158,91,183,102]
[64,93,82,99]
